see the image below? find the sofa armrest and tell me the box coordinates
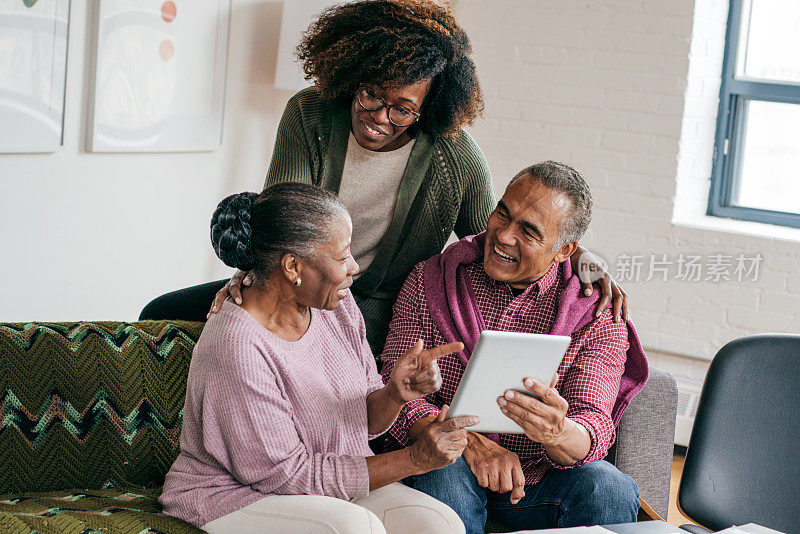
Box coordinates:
[607,366,678,521]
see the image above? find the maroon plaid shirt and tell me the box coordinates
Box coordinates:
[380,260,629,486]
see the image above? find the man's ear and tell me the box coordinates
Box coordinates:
[554,241,578,263]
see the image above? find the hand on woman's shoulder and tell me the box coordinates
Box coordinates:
[200,303,269,356]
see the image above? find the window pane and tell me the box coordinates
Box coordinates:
[734,100,800,215]
[739,0,800,83]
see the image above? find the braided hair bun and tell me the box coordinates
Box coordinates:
[210,192,259,271]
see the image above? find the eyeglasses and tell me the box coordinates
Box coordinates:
[356,86,421,127]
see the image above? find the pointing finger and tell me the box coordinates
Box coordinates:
[441,414,480,432]
[419,342,464,367]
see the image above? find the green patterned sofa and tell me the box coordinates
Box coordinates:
[0,321,206,534]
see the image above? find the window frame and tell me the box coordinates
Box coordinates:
[708,0,800,228]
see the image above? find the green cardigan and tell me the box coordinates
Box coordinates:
[265,87,496,354]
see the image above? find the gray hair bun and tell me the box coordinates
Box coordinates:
[210,192,259,271]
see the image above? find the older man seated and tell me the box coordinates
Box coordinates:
[379,161,648,533]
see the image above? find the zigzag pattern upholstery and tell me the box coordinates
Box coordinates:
[0,320,205,534]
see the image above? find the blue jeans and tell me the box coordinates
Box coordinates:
[408,457,639,534]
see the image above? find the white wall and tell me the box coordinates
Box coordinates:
[454,0,800,370]
[0,0,295,322]
[1,0,798,388]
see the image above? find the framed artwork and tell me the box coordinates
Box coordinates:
[0,0,70,153]
[88,0,231,152]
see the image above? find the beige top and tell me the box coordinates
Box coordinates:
[337,133,416,273]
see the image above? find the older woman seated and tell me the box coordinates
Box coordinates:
[160,182,478,534]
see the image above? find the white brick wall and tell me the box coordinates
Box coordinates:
[455,0,800,391]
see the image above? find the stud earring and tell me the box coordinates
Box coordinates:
[294,278,302,286]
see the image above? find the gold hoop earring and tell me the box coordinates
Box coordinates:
[294,278,302,286]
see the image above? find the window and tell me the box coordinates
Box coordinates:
[708,0,800,228]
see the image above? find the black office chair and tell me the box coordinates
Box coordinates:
[677,334,800,534]
[139,279,228,322]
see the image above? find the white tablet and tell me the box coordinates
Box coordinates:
[447,330,571,434]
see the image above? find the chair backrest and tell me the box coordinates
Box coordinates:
[139,279,227,322]
[678,334,800,532]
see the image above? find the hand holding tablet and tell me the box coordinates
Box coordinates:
[447,331,571,434]
[497,375,570,445]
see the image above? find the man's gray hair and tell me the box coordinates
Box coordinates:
[508,161,592,249]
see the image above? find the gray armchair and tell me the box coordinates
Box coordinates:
[609,366,678,521]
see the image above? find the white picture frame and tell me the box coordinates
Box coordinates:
[0,0,70,153]
[88,0,231,152]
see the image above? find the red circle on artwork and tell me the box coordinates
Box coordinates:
[161,1,176,23]
[159,39,175,61]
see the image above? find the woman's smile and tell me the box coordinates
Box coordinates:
[360,119,388,139]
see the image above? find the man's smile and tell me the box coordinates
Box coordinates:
[492,244,517,263]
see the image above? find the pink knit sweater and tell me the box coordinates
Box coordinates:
[159,294,384,527]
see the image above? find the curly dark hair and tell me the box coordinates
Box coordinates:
[297,0,483,138]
